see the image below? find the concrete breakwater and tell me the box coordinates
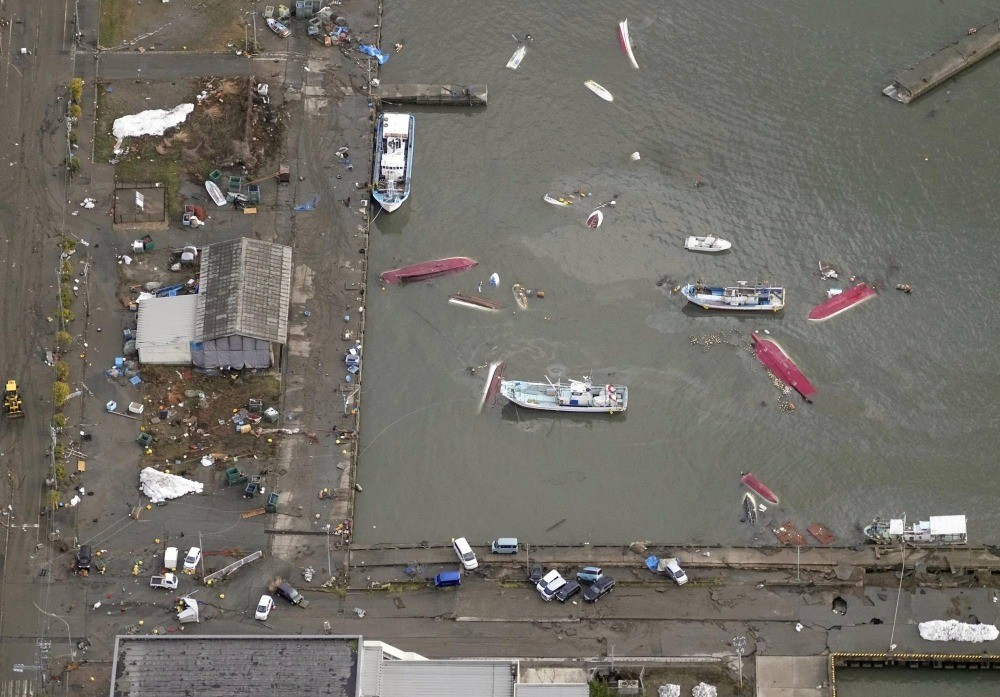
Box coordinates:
[884,18,1000,103]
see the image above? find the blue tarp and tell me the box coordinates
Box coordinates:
[293,195,319,212]
[359,44,389,65]
[644,555,659,572]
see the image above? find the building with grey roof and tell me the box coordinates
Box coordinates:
[110,637,587,697]
[192,238,293,370]
[111,635,359,697]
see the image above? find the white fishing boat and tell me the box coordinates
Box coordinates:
[205,180,226,207]
[372,112,414,212]
[266,18,290,38]
[543,194,573,207]
[506,45,526,70]
[500,377,628,414]
[864,515,968,545]
[684,236,732,253]
[618,19,639,69]
[680,282,785,311]
[584,80,614,102]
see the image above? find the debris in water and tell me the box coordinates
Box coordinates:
[896,283,913,294]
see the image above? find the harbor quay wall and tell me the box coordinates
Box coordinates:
[885,17,1000,103]
[347,542,1000,574]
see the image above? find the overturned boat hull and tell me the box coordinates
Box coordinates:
[381,257,477,285]
[449,292,504,311]
[751,333,815,401]
[741,472,778,505]
[618,19,639,70]
[807,282,875,322]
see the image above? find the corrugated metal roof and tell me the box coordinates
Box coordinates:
[136,295,198,364]
[110,635,359,697]
[515,685,588,697]
[196,238,292,344]
[359,642,383,696]
[378,660,515,697]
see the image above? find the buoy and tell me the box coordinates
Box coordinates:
[630,152,641,161]
[489,272,499,287]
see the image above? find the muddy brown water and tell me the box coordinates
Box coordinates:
[357,1,1000,548]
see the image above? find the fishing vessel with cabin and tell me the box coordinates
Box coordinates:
[372,113,415,212]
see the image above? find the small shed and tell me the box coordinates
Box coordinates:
[135,295,199,364]
[193,238,292,370]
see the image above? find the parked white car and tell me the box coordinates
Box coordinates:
[255,594,274,621]
[183,547,202,573]
[452,537,478,570]
[536,569,566,602]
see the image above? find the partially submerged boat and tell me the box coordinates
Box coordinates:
[684,236,731,253]
[543,194,573,207]
[586,210,603,228]
[618,19,639,69]
[372,112,415,212]
[742,493,758,525]
[751,333,816,402]
[205,180,226,207]
[449,292,504,311]
[863,515,967,545]
[381,257,477,285]
[512,284,528,309]
[506,45,526,70]
[584,80,614,102]
[267,18,290,38]
[807,282,876,322]
[741,472,778,505]
[680,282,785,311]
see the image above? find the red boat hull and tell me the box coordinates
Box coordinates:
[807,283,875,322]
[751,334,816,401]
[381,257,478,285]
[741,472,779,505]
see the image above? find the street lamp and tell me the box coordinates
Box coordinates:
[733,635,748,693]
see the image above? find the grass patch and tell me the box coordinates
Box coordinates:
[99,0,133,48]
[117,155,183,218]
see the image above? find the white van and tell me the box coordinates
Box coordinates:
[163,546,178,571]
[490,537,519,554]
[452,537,478,570]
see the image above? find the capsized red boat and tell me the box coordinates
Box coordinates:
[751,333,816,402]
[741,472,779,505]
[807,282,875,322]
[381,257,478,285]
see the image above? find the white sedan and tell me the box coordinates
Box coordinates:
[183,547,202,573]
[255,594,274,621]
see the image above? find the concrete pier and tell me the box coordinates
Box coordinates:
[374,83,487,106]
[884,18,1000,103]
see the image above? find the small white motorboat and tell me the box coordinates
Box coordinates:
[586,210,603,228]
[205,180,227,207]
[684,236,732,253]
[543,194,573,207]
[506,45,526,70]
[584,80,613,102]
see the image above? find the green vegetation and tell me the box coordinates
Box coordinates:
[69,78,84,103]
[117,158,183,218]
[67,156,81,174]
[54,361,69,382]
[56,330,72,350]
[68,103,82,121]
[48,490,61,510]
[60,238,76,253]
[60,307,74,324]
[54,462,67,481]
[59,283,74,309]
[52,413,67,430]
[588,682,615,697]
[52,382,70,407]
[60,260,73,281]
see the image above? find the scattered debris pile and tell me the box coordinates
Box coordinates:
[918,620,999,643]
[139,467,204,502]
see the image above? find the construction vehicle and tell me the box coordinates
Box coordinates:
[4,380,24,419]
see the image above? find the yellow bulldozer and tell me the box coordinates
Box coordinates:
[4,380,24,419]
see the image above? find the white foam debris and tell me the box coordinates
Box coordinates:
[112,103,194,151]
[691,683,717,697]
[139,466,204,502]
[658,685,680,697]
[919,620,999,643]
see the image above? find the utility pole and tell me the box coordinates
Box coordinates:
[733,636,747,693]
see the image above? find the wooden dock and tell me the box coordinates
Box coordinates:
[885,18,1000,103]
[374,84,487,107]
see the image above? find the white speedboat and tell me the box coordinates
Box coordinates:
[584,80,613,102]
[501,377,627,414]
[372,113,414,212]
[684,236,731,253]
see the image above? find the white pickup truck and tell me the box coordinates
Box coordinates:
[150,573,179,590]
